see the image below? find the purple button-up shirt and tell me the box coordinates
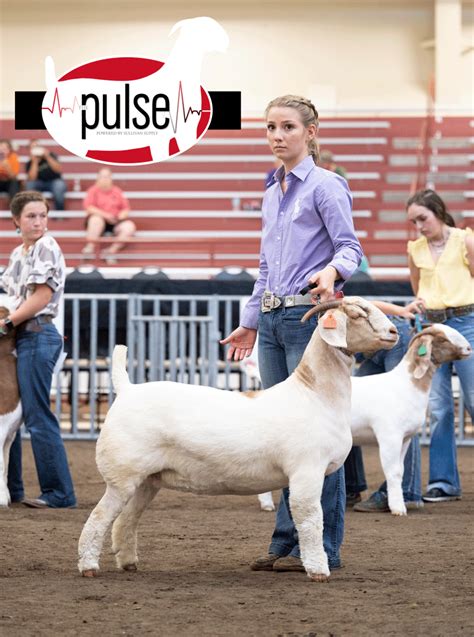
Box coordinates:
[241,155,363,329]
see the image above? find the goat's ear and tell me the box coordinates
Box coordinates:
[318,309,348,348]
[413,335,434,379]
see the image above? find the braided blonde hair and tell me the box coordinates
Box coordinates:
[264,95,320,164]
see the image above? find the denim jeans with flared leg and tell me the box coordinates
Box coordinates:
[8,324,76,507]
[427,312,474,496]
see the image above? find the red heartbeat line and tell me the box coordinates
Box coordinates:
[170,81,209,134]
[42,88,82,117]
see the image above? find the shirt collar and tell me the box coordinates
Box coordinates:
[273,155,315,185]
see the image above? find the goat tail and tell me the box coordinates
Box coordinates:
[112,345,131,394]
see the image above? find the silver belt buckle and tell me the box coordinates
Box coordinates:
[261,292,281,313]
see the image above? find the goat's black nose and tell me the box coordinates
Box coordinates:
[389,326,398,336]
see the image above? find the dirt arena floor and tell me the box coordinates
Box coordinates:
[1,442,473,637]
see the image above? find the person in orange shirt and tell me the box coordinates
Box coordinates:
[0,140,20,203]
[82,168,136,264]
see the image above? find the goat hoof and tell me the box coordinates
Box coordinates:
[122,564,137,572]
[82,569,98,578]
[391,510,407,516]
[261,505,275,512]
[308,573,330,583]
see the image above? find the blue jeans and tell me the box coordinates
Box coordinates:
[345,318,422,502]
[7,430,23,502]
[427,312,474,496]
[26,178,67,210]
[257,305,345,569]
[7,324,76,507]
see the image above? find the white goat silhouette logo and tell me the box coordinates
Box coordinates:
[42,17,229,165]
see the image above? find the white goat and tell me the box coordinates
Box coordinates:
[259,323,473,515]
[0,307,22,507]
[78,297,397,582]
[351,323,471,515]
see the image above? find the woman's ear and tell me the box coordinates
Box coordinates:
[306,123,317,140]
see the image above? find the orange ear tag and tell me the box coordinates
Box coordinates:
[322,313,337,329]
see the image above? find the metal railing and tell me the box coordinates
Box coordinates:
[54,293,247,438]
[43,293,472,445]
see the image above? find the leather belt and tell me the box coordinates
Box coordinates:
[17,315,54,333]
[425,304,474,323]
[261,291,313,313]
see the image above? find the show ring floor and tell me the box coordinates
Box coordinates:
[1,442,473,637]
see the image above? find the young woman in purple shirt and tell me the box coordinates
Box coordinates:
[221,95,363,573]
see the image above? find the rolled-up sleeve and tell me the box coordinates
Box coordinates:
[27,240,62,292]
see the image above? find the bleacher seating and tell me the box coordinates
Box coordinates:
[0,116,472,277]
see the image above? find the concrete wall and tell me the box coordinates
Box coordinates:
[1,1,472,117]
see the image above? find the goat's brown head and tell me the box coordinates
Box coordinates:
[302,296,398,354]
[408,324,471,380]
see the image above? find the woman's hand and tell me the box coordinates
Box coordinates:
[307,266,339,303]
[403,298,426,319]
[0,317,14,337]
[220,327,257,361]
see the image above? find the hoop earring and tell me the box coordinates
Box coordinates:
[15,227,20,235]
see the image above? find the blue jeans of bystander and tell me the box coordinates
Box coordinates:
[427,312,474,496]
[257,305,345,569]
[7,324,76,507]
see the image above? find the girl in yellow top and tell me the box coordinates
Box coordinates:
[407,189,474,502]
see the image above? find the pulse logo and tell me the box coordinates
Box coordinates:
[41,17,229,165]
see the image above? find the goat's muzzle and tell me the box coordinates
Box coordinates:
[381,325,399,343]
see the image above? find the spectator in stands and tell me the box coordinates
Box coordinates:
[319,149,347,179]
[221,94,363,574]
[0,139,20,203]
[406,189,474,503]
[25,139,67,211]
[82,168,136,264]
[0,191,76,508]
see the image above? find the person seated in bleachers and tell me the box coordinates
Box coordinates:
[0,139,20,204]
[319,149,347,179]
[82,168,136,264]
[25,139,67,211]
